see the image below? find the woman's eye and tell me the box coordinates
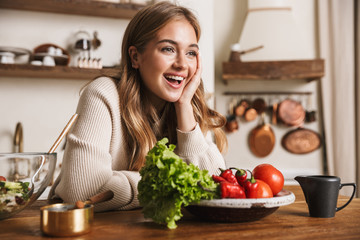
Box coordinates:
[187,51,198,57]
[161,47,175,53]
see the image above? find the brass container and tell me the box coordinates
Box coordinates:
[40,203,94,237]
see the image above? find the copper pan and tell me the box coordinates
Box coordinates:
[277,98,305,126]
[281,128,322,154]
[249,113,275,158]
[234,99,250,117]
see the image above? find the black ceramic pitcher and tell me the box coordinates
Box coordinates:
[295,175,356,218]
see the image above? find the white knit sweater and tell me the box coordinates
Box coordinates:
[49,77,226,212]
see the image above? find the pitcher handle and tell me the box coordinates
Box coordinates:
[336,183,357,212]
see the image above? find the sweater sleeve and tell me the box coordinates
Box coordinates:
[175,123,226,176]
[49,77,140,211]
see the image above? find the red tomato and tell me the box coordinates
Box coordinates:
[0,176,6,181]
[253,164,284,195]
[245,179,273,198]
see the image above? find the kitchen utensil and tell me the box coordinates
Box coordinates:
[272,102,278,125]
[252,98,267,114]
[295,175,356,218]
[249,112,275,157]
[281,127,321,154]
[244,107,258,121]
[229,43,241,62]
[305,95,316,122]
[229,44,264,62]
[277,98,305,126]
[41,190,114,237]
[48,114,78,154]
[225,99,239,133]
[234,99,250,117]
[186,189,295,222]
[225,115,239,133]
[75,190,114,209]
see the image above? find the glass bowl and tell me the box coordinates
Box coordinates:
[0,153,57,220]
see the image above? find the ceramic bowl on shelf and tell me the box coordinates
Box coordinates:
[0,153,57,220]
[186,189,295,222]
[0,46,31,64]
[32,43,70,66]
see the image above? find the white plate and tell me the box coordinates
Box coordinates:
[192,189,295,208]
[0,46,31,56]
[186,189,296,222]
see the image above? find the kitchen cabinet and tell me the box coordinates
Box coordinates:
[222,59,324,84]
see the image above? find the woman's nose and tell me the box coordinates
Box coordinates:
[173,53,187,69]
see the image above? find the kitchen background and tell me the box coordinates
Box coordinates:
[0,0,327,186]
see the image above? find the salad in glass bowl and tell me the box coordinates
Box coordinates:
[0,153,57,220]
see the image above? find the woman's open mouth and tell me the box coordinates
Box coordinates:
[164,75,185,88]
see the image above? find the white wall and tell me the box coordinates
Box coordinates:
[214,0,324,183]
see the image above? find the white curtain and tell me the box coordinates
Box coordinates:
[318,0,358,196]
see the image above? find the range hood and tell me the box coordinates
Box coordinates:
[238,0,315,61]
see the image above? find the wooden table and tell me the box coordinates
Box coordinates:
[1,186,359,240]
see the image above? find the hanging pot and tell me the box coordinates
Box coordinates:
[225,115,239,133]
[248,113,275,158]
[234,99,250,117]
[252,98,267,114]
[225,99,239,133]
[244,107,258,122]
[281,127,322,154]
[277,98,305,126]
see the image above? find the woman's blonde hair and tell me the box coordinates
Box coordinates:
[117,1,228,170]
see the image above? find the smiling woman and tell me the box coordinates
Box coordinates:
[48,1,228,213]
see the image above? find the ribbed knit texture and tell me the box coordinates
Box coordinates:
[49,77,226,212]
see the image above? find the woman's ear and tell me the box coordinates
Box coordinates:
[128,46,139,69]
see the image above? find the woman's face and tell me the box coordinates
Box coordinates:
[133,18,199,105]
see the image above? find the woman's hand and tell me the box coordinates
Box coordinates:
[177,52,202,105]
[174,52,202,132]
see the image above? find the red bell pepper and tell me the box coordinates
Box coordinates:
[212,175,227,183]
[244,170,273,198]
[219,181,246,199]
[230,167,247,186]
[219,168,239,185]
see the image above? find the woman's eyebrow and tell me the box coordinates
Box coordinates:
[157,39,199,49]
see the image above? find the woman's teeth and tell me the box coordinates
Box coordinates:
[165,75,184,84]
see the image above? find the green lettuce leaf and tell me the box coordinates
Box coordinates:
[138,138,217,229]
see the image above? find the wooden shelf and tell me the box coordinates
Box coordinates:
[222,59,324,84]
[0,0,145,19]
[0,64,120,80]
